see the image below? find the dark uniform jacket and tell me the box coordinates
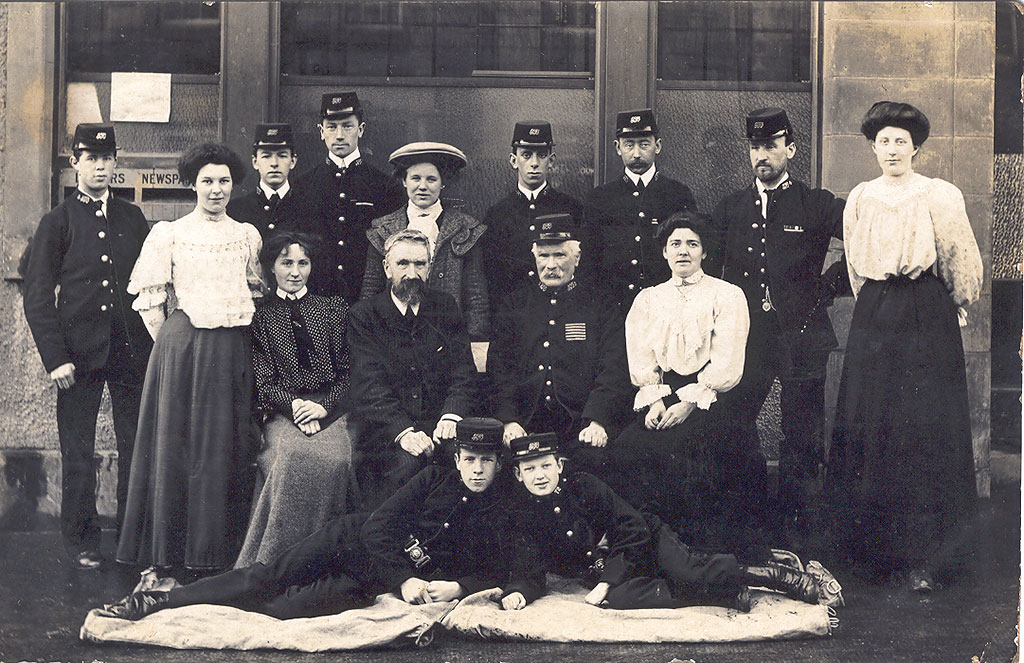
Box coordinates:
[482,186,586,308]
[360,465,512,594]
[709,177,844,343]
[347,289,478,445]
[226,186,299,240]
[362,208,489,340]
[290,158,404,301]
[585,171,697,306]
[503,472,654,603]
[488,281,631,435]
[23,192,152,378]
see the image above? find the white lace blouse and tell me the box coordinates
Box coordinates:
[844,173,983,320]
[128,209,263,329]
[625,270,750,411]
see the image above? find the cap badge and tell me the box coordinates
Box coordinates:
[267,129,278,136]
[528,441,540,451]
[754,121,764,129]
[333,97,344,104]
[542,222,552,230]
[630,116,641,124]
[472,433,484,441]
[529,128,541,135]
[96,132,107,140]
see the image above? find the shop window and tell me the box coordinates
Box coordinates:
[280,1,595,78]
[657,1,810,83]
[66,2,220,75]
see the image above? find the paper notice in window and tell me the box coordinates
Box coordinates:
[66,82,104,135]
[110,72,171,123]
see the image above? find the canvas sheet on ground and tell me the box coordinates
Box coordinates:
[80,581,832,651]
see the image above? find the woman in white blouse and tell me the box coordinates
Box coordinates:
[117,143,263,574]
[359,142,489,339]
[603,211,759,554]
[827,102,983,593]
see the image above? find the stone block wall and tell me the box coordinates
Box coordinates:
[821,1,995,497]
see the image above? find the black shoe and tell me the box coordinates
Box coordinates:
[741,563,820,605]
[103,589,171,621]
[734,586,752,612]
[74,549,103,570]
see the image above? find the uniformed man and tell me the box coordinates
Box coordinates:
[585,108,697,307]
[708,108,845,536]
[481,121,585,309]
[22,124,153,570]
[346,229,479,508]
[488,213,630,467]
[290,91,404,301]
[499,434,842,612]
[102,418,511,621]
[226,123,299,239]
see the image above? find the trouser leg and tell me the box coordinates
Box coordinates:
[777,375,827,515]
[653,523,741,604]
[107,380,143,541]
[55,372,105,551]
[165,515,356,613]
[260,571,374,619]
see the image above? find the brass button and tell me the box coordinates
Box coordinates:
[549,319,555,326]
[566,530,573,537]
[550,299,557,305]
[337,240,344,246]
[338,216,345,222]
[443,522,449,529]
[529,204,536,210]
[638,211,646,218]
[744,272,749,277]
[268,223,275,230]
[339,192,346,198]
[100,305,108,311]
[529,225,536,232]
[747,247,753,253]
[101,255,109,262]
[628,284,635,290]
[553,506,561,514]
[335,172,342,178]
[752,223,759,229]
[545,380,552,386]
[98,231,106,239]
[263,205,271,212]
[545,395,552,402]
[438,272,444,278]
[538,364,545,370]
[528,270,535,277]
[337,265,344,271]
[462,496,468,502]
[95,209,104,217]
[632,191,639,197]
[630,259,638,266]
[542,341,550,348]
[101,280,109,287]
[634,236,641,242]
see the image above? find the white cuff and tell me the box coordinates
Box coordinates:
[633,384,671,411]
[439,413,463,423]
[677,383,718,410]
[395,426,415,444]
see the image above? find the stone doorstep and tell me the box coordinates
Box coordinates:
[0,449,1019,532]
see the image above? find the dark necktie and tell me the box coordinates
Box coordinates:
[404,306,416,323]
[764,189,777,220]
[269,193,281,209]
[286,297,315,370]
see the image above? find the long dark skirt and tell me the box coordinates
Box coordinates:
[826,273,977,576]
[602,375,769,560]
[116,310,255,570]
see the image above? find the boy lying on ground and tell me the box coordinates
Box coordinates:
[499,432,843,612]
[102,418,510,621]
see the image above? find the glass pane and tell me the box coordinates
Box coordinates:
[657,1,810,82]
[280,1,596,77]
[66,2,221,75]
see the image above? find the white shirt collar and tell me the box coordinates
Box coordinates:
[625,164,656,187]
[260,180,290,200]
[277,286,308,301]
[78,188,110,211]
[327,147,362,170]
[390,290,421,316]
[755,172,789,219]
[407,199,443,221]
[670,268,705,287]
[518,181,547,200]
[755,171,789,195]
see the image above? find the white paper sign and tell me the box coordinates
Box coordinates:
[110,72,171,123]
[66,82,104,134]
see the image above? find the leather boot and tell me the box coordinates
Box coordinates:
[739,563,820,605]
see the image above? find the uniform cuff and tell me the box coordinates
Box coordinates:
[634,384,671,411]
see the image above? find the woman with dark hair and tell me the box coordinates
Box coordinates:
[602,211,762,556]
[359,142,489,339]
[117,143,263,573]
[826,101,983,592]
[234,231,354,567]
